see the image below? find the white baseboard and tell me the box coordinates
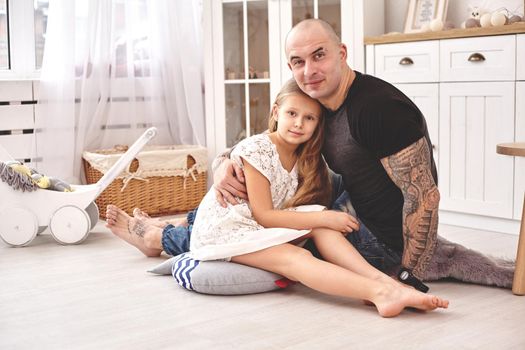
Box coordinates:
[439,210,521,235]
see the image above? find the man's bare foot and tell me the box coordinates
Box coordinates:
[132,208,188,228]
[105,205,163,257]
[372,285,449,318]
[132,207,151,219]
[132,208,170,228]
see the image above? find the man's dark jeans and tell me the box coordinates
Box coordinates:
[302,208,402,273]
[160,209,197,256]
[323,173,402,273]
[161,172,402,273]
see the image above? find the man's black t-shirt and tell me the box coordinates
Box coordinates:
[322,71,437,252]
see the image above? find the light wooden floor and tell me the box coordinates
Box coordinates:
[1,221,524,350]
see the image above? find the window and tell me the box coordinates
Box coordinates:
[67,0,151,78]
[0,0,8,69]
[2,0,151,79]
[34,0,49,69]
[112,0,150,77]
[0,0,49,78]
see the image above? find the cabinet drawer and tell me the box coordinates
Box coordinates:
[374,41,439,83]
[518,35,525,81]
[440,36,515,82]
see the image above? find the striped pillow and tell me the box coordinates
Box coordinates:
[150,253,294,295]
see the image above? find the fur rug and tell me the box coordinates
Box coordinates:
[422,236,515,289]
[335,194,515,288]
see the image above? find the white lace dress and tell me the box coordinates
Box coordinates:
[189,134,324,261]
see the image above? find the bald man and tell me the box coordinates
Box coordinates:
[207,19,514,290]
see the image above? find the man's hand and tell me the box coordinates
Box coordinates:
[213,158,248,207]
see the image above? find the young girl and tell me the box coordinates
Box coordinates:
[106,79,449,317]
[188,78,448,317]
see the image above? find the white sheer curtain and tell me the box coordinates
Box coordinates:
[35,0,205,183]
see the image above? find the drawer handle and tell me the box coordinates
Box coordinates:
[468,53,486,62]
[399,57,414,65]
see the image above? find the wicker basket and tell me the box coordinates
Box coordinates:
[83,145,207,219]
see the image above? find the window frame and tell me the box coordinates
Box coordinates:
[0,0,38,80]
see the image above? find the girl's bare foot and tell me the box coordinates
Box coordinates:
[365,273,414,295]
[105,205,163,257]
[361,275,412,307]
[372,285,449,318]
[132,208,188,228]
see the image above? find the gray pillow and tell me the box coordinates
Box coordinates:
[148,253,293,295]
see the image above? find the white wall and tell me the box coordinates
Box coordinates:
[384,0,524,33]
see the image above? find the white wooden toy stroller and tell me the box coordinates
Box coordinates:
[0,127,157,247]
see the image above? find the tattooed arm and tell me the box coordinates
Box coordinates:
[380,137,440,279]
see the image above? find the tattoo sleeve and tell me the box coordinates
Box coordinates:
[380,137,439,279]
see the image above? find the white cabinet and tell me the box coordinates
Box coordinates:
[203,0,383,159]
[367,33,523,230]
[516,35,525,81]
[516,34,525,221]
[516,83,525,220]
[204,0,279,161]
[439,82,515,218]
[438,36,517,219]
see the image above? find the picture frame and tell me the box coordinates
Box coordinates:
[404,0,449,33]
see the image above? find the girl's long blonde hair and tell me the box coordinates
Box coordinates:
[269,78,331,208]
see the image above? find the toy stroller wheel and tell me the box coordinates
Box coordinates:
[49,205,91,245]
[0,207,38,247]
[85,202,99,230]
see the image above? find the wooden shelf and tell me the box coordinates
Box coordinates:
[365,22,525,45]
[497,143,525,157]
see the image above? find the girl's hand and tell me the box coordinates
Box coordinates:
[322,210,360,234]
